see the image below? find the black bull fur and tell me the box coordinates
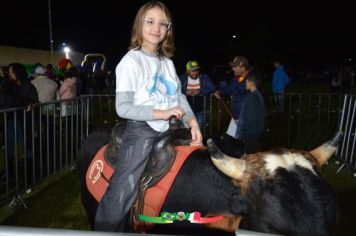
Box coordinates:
[78,128,339,236]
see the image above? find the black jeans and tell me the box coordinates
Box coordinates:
[95,120,160,232]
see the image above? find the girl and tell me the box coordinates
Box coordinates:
[95,1,202,232]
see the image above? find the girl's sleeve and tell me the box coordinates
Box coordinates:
[115,56,154,121]
[115,91,154,121]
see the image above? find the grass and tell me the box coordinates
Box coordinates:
[0,158,356,235]
[0,168,89,230]
[322,159,356,236]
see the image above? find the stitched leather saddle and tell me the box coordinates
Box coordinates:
[104,117,192,188]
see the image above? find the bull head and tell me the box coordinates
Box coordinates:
[207,139,247,180]
[309,131,343,166]
[207,131,343,180]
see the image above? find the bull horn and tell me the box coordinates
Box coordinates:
[309,131,343,166]
[207,139,247,180]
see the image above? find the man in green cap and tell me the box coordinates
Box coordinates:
[179,60,216,132]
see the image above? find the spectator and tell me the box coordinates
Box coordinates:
[272,61,289,113]
[236,74,265,154]
[179,60,216,131]
[0,63,38,108]
[59,67,78,156]
[219,56,250,139]
[220,56,251,120]
[31,66,59,152]
[45,63,57,81]
[74,65,83,96]
[0,63,38,179]
[31,66,59,108]
[57,58,74,88]
[33,62,43,70]
[60,67,77,117]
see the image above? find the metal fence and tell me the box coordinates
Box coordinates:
[1,93,355,236]
[0,93,354,205]
[0,95,118,205]
[190,93,344,150]
[336,94,356,173]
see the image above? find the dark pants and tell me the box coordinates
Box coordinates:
[244,137,261,154]
[5,119,22,178]
[95,120,160,232]
[274,93,285,113]
[5,116,34,179]
[195,111,205,132]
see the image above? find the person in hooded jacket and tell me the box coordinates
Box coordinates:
[59,67,77,116]
[272,61,289,113]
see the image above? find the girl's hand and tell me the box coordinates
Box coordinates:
[188,119,203,146]
[153,106,185,120]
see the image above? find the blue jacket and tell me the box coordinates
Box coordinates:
[236,90,265,138]
[272,65,289,93]
[179,73,215,95]
[220,76,248,119]
[179,73,215,113]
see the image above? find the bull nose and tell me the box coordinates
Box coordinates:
[207,139,224,160]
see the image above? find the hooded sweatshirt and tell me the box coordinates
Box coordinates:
[60,77,77,100]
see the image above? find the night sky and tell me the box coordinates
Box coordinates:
[1,0,355,70]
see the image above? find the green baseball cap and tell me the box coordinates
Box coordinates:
[186,60,200,71]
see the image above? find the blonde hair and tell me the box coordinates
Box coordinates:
[129,1,175,58]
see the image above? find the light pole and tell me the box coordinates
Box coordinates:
[48,0,54,64]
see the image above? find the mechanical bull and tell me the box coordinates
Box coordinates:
[78,122,340,236]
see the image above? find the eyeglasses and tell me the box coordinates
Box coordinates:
[143,18,171,31]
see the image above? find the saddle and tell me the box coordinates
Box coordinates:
[86,118,194,231]
[142,121,192,188]
[103,118,192,230]
[104,122,126,168]
[104,117,191,188]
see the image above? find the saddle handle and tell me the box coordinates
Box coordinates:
[169,116,183,129]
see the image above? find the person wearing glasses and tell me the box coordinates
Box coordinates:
[95,1,202,232]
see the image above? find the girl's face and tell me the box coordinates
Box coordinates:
[141,6,170,52]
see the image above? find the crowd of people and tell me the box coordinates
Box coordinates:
[0,59,114,181]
